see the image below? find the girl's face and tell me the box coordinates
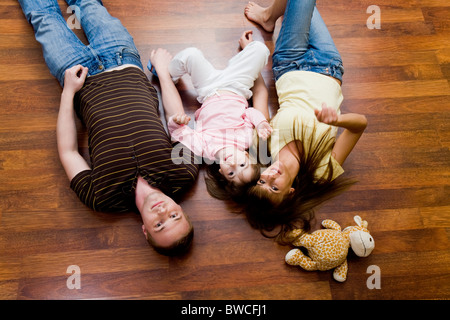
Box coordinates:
[219,149,254,186]
[256,160,295,204]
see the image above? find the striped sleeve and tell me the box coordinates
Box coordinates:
[70,170,97,211]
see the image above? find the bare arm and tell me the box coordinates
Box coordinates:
[239,30,270,121]
[56,65,91,181]
[251,73,270,121]
[239,30,272,137]
[315,103,368,165]
[150,49,185,123]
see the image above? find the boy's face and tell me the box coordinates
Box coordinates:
[219,149,254,185]
[140,191,191,248]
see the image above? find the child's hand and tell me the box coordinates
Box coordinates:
[150,48,173,76]
[315,103,339,126]
[239,30,254,49]
[256,121,273,140]
[171,113,191,125]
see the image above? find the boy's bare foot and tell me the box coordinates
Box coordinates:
[244,2,276,33]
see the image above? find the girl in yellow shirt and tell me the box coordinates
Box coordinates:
[244,0,367,244]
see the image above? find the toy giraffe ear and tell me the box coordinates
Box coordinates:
[354,215,363,226]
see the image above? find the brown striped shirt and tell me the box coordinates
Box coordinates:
[70,67,199,213]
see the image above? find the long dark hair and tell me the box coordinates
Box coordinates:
[204,162,261,204]
[244,121,356,245]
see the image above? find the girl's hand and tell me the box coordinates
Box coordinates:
[239,30,253,49]
[171,113,191,125]
[150,48,173,76]
[256,121,273,140]
[63,65,88,95]
[315,102,339,126]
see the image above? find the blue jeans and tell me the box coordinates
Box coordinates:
[272,0,344,83]
[19,0,143,87]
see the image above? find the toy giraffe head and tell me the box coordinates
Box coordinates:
[343,215,375,257]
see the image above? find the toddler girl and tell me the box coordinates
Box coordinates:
[151,31,273,201]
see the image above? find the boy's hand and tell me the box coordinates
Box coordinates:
[63,65,88,95]
[239,30,254,49]
[256,121,273,140]
[150,48,173,76]
[315,102,339,126]
[171,113,191,125]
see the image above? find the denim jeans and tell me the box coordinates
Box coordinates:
[272,0,344,83]
[19,0,143,87]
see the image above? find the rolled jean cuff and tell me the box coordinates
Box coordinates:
[273,57,344,83]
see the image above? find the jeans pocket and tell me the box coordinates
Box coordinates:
[113,47,142,68]
[121,47,140,59]
[273,60,298,80]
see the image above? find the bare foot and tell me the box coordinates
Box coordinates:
[244,2,276,33]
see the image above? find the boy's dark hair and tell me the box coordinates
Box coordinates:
[146,220,194,257]
[243,122,356,245]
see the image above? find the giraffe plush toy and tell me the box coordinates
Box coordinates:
[285,216,375,282]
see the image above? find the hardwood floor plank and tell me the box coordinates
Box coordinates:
[19,248,169,279]
[344,64,445,83]
[346,148,450,169]
[1,0,449,301]
[331,273,450,300]
[0,280,19,300]
[342,80,450,100]
[341,51,440,68]
[351,167,450,189]
[343,96,450,115]
[337,34,450,53]
[318,186,450,212]
[371,228,448,254]
[17,270,172,300]
[420,206,450,228]
[0,225,148,256]
[182,282,333,300]
[0,208,141,232]
[331,251,450,299]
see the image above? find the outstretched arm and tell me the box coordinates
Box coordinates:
[251,73,270,121]
[315,103,368,165]
[57,65,91,181]
[239,30,270,119]
[150,48,185,122]
[167,115,207,159]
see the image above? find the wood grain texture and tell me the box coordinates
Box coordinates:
[0,0,449,301]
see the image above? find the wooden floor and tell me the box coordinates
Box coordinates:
[0,0,449,301]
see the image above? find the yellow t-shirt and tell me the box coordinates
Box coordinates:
[269,71,345,181]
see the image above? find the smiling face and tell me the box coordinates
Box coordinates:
[255,160,296,204]
[218,148,255,186]
[140,191,191,248]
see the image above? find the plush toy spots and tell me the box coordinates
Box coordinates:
[285,216,375,282]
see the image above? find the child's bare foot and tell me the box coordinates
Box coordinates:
[244,2,276,33]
